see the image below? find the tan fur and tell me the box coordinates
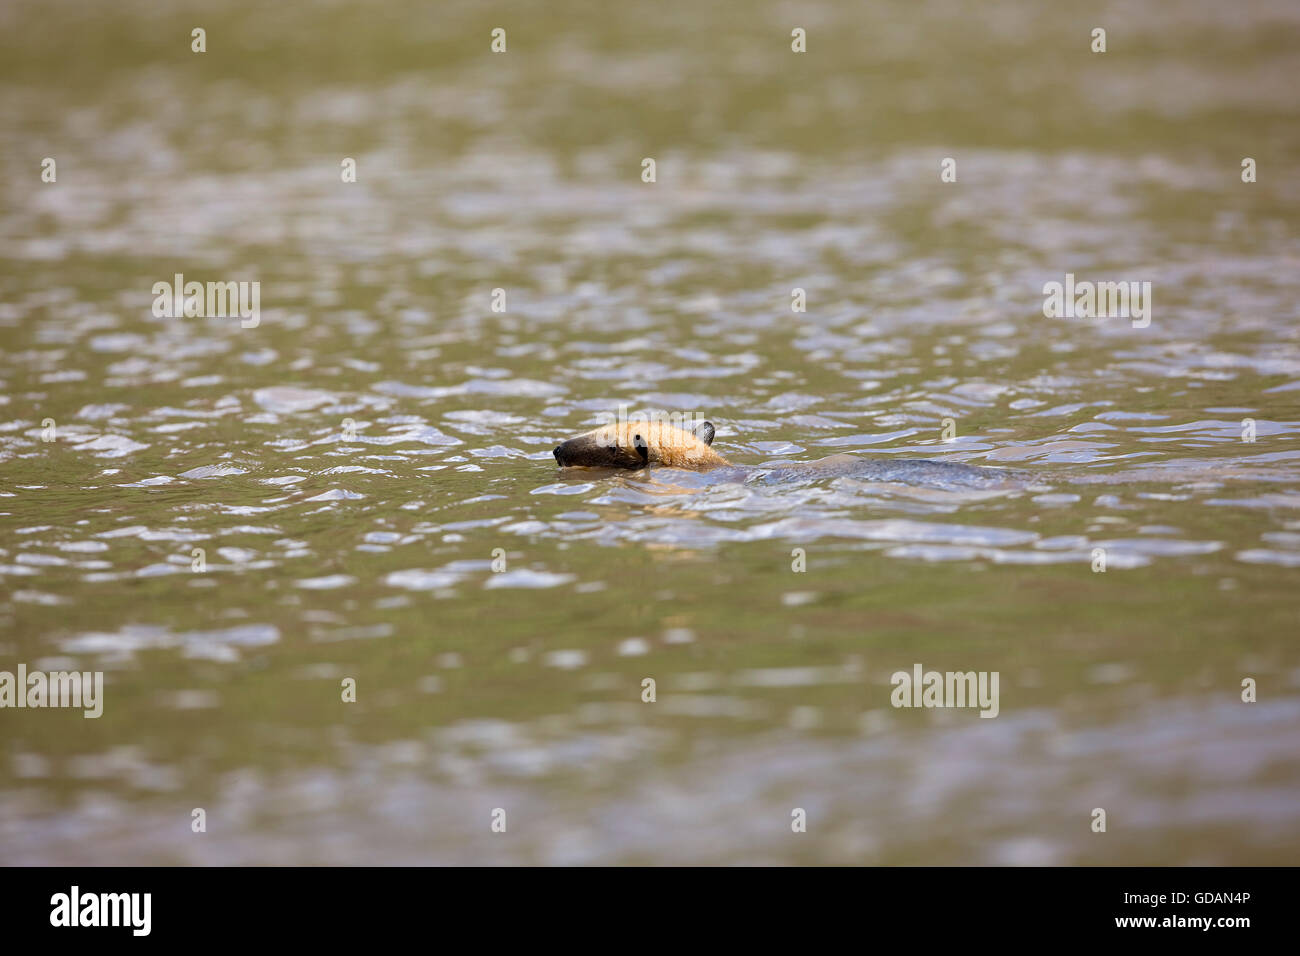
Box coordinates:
[555,421,730,470]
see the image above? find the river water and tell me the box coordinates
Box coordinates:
[1,0,1298,864]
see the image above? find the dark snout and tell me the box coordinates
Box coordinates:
[553,437,586,467]
[553,435,640,469]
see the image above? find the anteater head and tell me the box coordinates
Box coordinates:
[553,420,726,470]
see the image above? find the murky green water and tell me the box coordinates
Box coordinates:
[2,0,1299,864]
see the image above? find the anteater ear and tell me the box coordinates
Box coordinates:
[695,421,715,446]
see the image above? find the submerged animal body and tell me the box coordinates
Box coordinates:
[553,420,728,470]
[553,421,1023,489]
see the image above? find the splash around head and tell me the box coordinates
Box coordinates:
[553,420,727,470]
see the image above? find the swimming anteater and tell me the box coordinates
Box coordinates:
[552,420,1024,489]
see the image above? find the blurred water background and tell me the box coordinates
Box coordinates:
[1,0,1298,863]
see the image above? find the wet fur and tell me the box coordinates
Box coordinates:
[553,421,728,470]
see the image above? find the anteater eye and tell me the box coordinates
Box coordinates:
[606,445,617,453]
